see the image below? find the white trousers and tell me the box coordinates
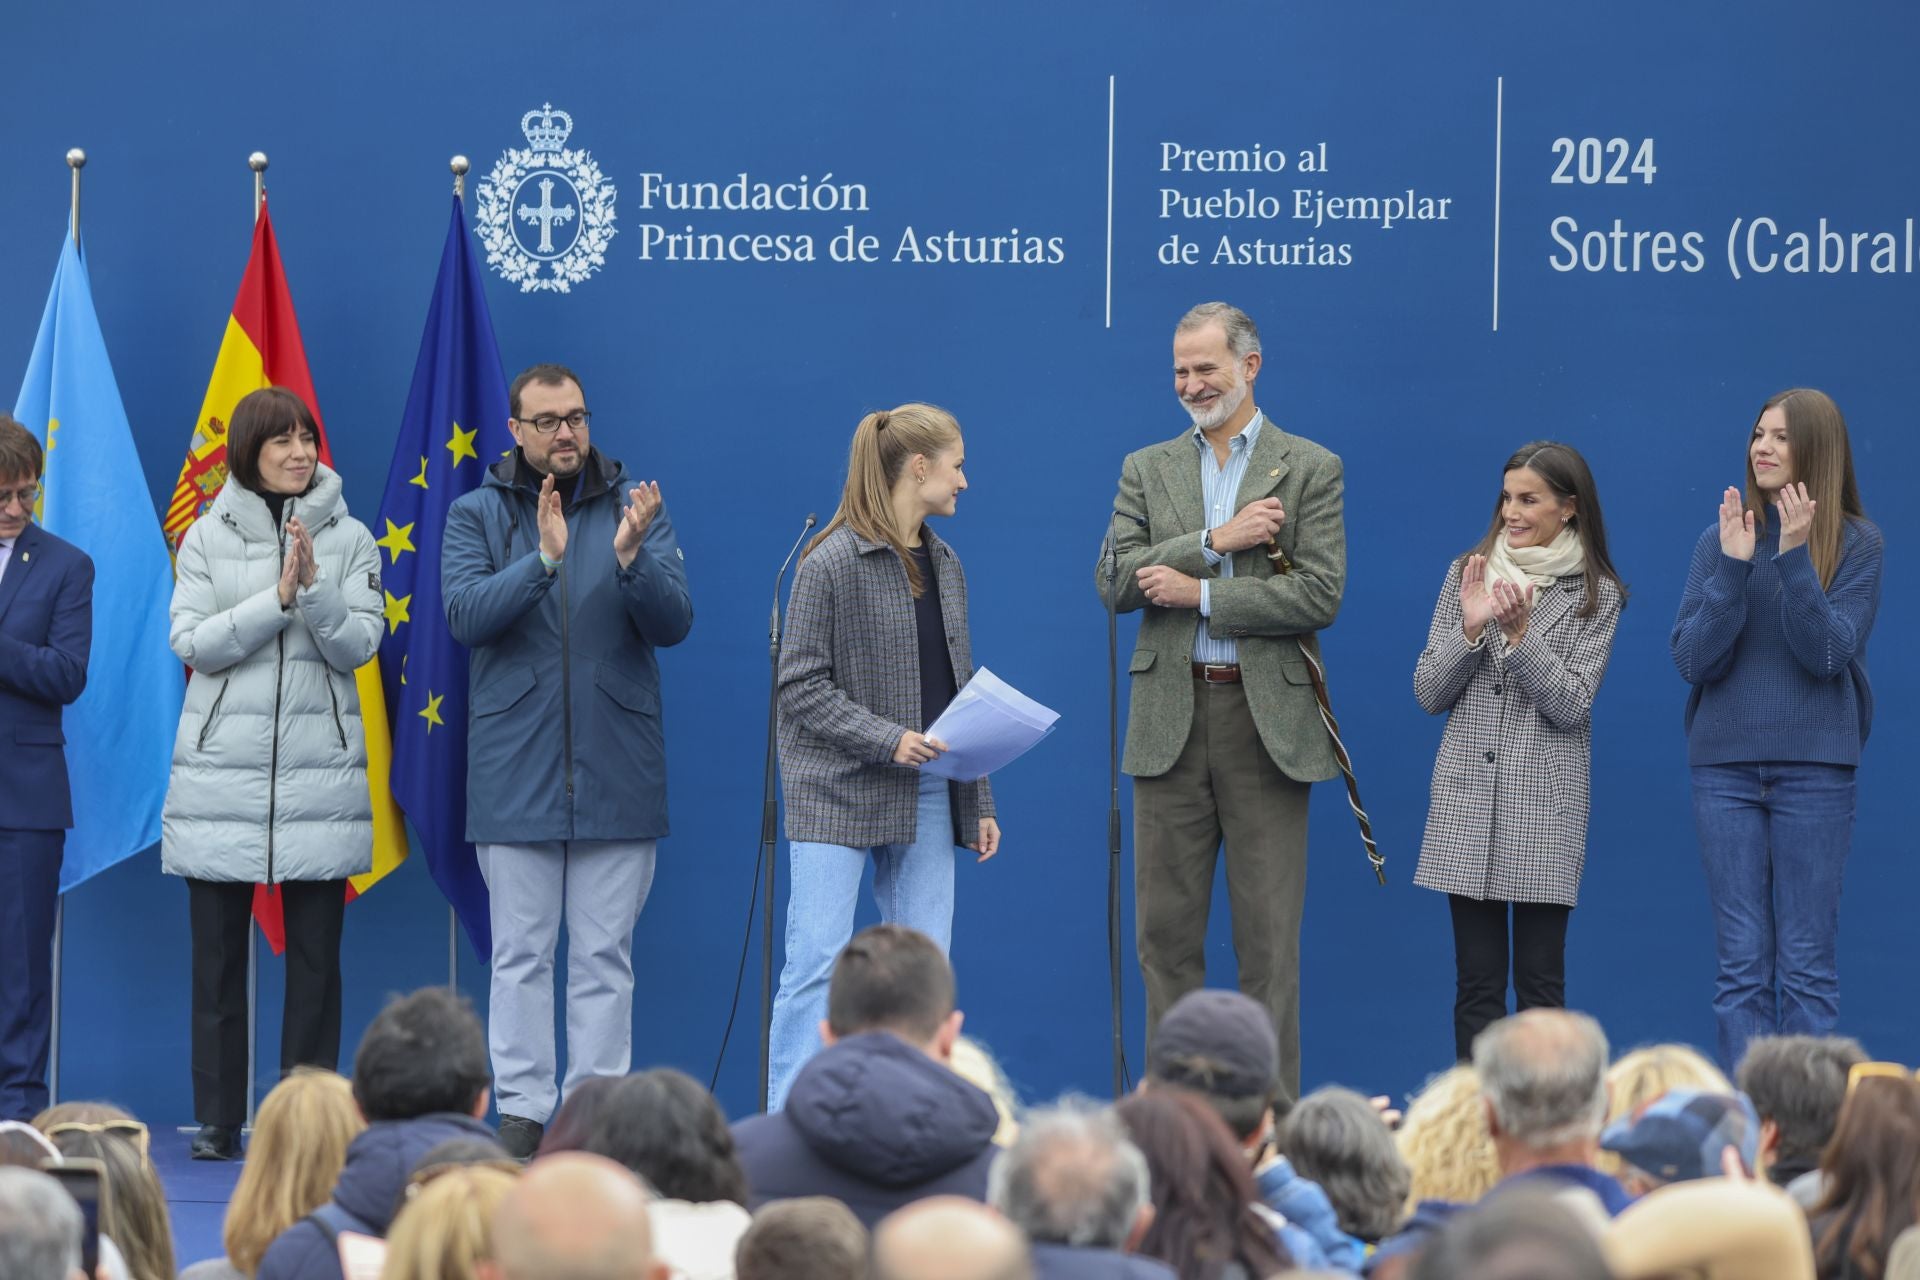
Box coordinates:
[477,839,657,1123]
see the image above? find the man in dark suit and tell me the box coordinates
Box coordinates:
[1095,303,1346,1096]
[0,413,93,1120]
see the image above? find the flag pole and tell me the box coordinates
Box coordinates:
[446,153,470,994]
[250,151,268,223]
[48,148,86,1107]
[245,149,268,1131]
[67,148,86,246]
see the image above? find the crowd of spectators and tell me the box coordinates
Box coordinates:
[2,924,1916,1280]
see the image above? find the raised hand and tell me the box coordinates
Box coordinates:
[1776,481,1817,555]
[287,516,317,587]
[277,538,302,608]
[1209,497,1287,553]
[536,474,568,566]
[613,481,663,569]
[1460,554,1494,642]
[1490,578,1535,646]
[1718,486,1756,561]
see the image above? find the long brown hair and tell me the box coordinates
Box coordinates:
[223,1069,365,1274]
[1465,441,1628,617]
[805,403,961,597]
[42,1108,176,1280]
[1115,1090,1291,1280]
[1746,388,1867,589]
[1812,1075,1920,1280]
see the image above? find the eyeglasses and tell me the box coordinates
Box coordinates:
[1847,1061,1920,1092]
[512,411,591,436]
[43,1118,151,1165]
[0,484,41,512]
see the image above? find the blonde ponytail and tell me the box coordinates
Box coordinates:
[806,403,961,596]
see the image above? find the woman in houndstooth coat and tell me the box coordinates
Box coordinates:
[1412,442,1627,1060]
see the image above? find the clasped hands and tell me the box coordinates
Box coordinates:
[1135,497,1287,609]
[276,516,318,607]
[536,474,664,571]
[1718,483,1814,560]
[1459,554,1533,646]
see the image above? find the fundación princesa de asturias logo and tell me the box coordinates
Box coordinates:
[476,103,619,293]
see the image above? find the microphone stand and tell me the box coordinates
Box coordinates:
[1103,518,1130,1098]
[712,513,816,1109]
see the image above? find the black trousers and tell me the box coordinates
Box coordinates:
[0,830,63,1121]
[188,878,346,1127]
[1448,894,1571,1061]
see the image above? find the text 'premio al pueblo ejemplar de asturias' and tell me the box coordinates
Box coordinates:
[1156,141,1453,267]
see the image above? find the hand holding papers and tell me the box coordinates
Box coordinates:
[920,668,1059,782]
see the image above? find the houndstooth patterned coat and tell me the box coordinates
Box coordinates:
[777,525,992,847]
[1411,559,1622,907]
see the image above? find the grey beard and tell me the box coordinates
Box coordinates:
[1183,382,1246,431]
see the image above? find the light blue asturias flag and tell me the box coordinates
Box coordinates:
[14,231,184,891]
[375,195,511,960]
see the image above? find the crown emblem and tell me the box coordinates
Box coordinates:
[521,103,574,153]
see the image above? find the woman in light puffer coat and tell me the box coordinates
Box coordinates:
[161,387,384,1163]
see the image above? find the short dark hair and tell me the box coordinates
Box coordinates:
[352,988,491,1122]
[508,363,585,419]
[583,1069,748,1206]
[826,925,955,1042]
[226,388,320,493]
[1738,1034,1869,1177]
[0,415,43,485]
[535,1075,620,1156]
[736,1198,868,1280]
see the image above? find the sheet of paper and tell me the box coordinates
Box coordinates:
[921,667,1060,782]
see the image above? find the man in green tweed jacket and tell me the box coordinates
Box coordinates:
[1095,302,1345,1095]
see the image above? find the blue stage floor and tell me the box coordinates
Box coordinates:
[153,1128,242,1270]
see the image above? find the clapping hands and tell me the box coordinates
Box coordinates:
[277,516,317,607]
[1775,481,1816,555]
[1718,487,1756,561]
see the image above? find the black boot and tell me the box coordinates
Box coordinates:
[191,1123,242,1161]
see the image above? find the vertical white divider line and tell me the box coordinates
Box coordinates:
[1106,75,1116,329]
[1493,75,1504,332]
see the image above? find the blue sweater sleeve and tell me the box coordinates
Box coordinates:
[1774,522,1883,679]
[1671,526,1752,686]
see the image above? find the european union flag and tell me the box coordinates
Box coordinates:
[14,232,184,890]
[376,196,511,960]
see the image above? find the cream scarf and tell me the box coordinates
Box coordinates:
[1485,525,1585,600]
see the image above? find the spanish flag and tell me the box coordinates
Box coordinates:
[163,201,408,952]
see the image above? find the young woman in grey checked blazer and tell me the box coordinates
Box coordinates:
[766,402,1001,1110]
[1413,442,1627,1061]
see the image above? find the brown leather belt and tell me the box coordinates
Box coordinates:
[1192,662,1242,684]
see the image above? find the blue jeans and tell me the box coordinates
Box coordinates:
[1692,762,1856,1072]
[767,771,955,1111]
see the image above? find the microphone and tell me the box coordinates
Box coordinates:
[770,513,818,657]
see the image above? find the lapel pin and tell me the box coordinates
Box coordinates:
[1269,468,1280,477]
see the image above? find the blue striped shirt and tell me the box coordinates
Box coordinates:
[1193,410,1264,665]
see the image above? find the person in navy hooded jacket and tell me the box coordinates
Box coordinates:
[732,925,998,1228]
[442,362,693,1159]
[256,988,497,1280]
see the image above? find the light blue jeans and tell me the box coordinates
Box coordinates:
[767,771,955,1111]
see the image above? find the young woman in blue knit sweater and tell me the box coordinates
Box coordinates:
[1671,388,1883,1072]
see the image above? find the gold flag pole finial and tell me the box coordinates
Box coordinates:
[66,149,87,246]
[249,152,269,222]
[451,155,470,200]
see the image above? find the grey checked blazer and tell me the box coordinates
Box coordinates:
[1412,560,1622,907]
[777,525,992,846]
[1096,421,1345,783]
